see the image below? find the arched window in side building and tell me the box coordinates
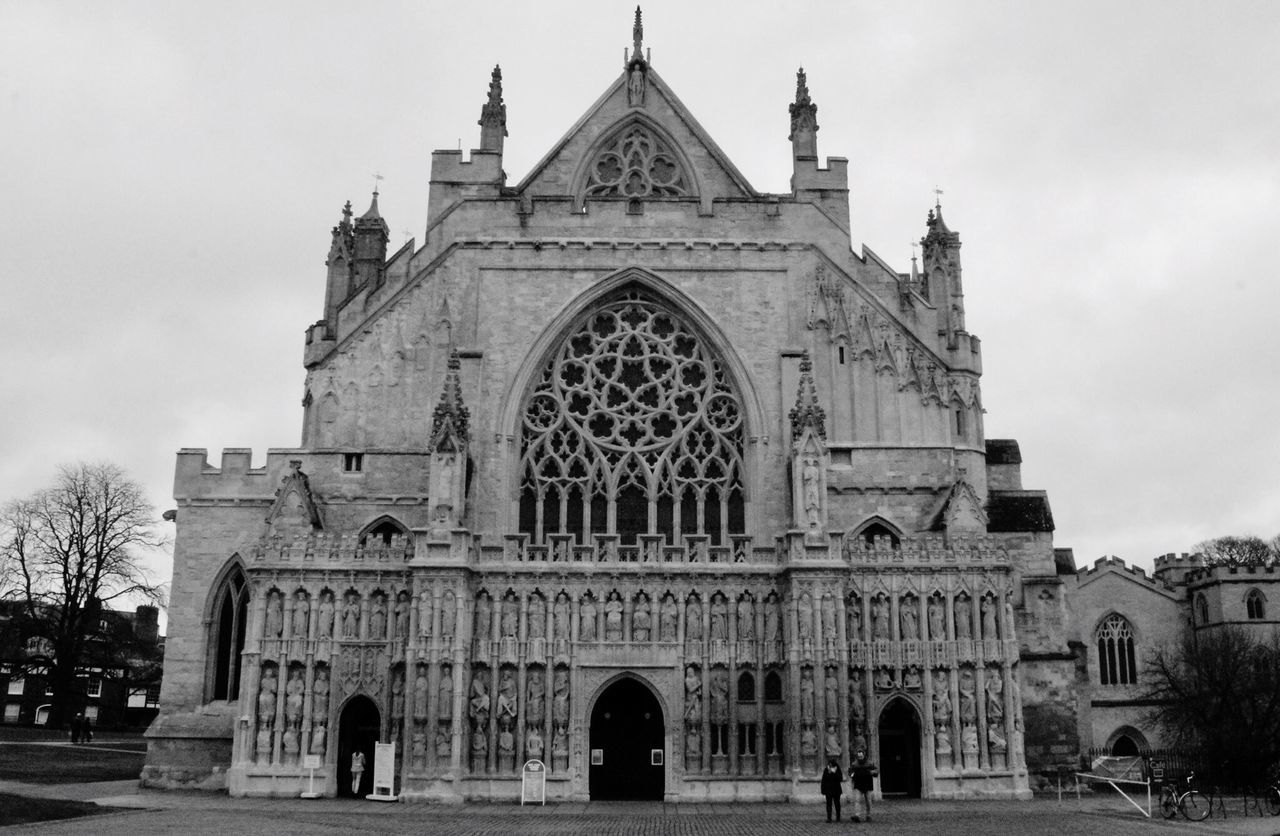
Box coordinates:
[1096,614,1137,686]
[207,560,249,701]
[1246,589,1266,620]
[1195,593,1209,626]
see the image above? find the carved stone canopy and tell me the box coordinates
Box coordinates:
[265,460,323,531]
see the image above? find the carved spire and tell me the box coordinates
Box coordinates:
[632,6,644,60]
[428,350,470,451]
[478,64,507,153]
[326,201,354,266]
[921,200,964,346]
[788,67,818,157]
[789,351,827,441]
[625,6,649,106]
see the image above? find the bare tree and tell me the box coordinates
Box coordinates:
[1193,535,1278,568]
[1145,625,1280,788]
[0,462,165,727]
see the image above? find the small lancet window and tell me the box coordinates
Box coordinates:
[1246,589,1265,620]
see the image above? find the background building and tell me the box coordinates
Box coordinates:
[143,13,1078,801]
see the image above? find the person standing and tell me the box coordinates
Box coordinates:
[70,713,83,744]
[820,757,845,822]
[849,748,878,822]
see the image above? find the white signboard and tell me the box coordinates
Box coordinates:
[367,742,398,801]
[521,759,546,805]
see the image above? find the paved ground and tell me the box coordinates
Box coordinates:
[3,781,1280,836]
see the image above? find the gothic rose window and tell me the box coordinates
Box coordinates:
[584,126,690,198]
[519,289,744,545]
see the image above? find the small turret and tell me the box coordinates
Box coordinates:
[478,65,507,154]
[921,200,965,351]
[788,67,818,159]
[320,201,354,336]
[352,191,390,291]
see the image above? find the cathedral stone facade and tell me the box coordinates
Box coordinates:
[143,13,1079,801]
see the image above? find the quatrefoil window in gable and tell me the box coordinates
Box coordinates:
[519,289,744,546]
[584,126,691,199]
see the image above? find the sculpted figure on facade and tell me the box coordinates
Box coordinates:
[391,669,406,729]
[394,592,411,639]
[958,668,976,722]
[369,592,388,639]
[932,670,951,725]
[528,594,546,639]
[874,667,894,690]
[552,669,570,727]
[797,593,814,642]
[928,596,945,641]
[800,668,816,721]
[710,595,728,641]
[846,595,862,643]
[824,669,839,718]
[438,665,453,721]
[710,669,729,723]
[553,593,570,641]
[292,590,309,639]
[848,669,865,726]
[414,668,429,718]
[526,727,544,760]
[685,596,702,643]
[497,669,518,726]
[436,724,451,760]
[474,593,492,642]
[871,597,890,640]
[900,596,918,641]
[981,595,998,640]
[317,590,335,640]
[265,590,283,638]
[824,720,841,757]
[986,669,1004,721]
[954,594,972,640]
[684,665,702,722]
[604,591,624,641]
[633,593,652,641]
[802,456,822,529]
[418,593,433,638]
[257,665,278,724]
[579,594,598,642]
[468,671,490,727]
[736,595,754,641]
[820,594,836,643]
[526,669,545,723]
[500,596,518,639]
[411,730,427,770]
[284,667,305,729]
[904,666,922,690]
[659,593,678,642]
[765,594,781,643]
[439,591,456,642]
[341,592,360,639]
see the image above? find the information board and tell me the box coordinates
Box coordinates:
[367,742,398,801]
[521,759,546,805]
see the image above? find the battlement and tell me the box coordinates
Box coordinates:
[1153,552,1205,571]
[1076,555,1175,593]
[174,448,302,499]
[429,148,504,185]
[1186,563,1280,584]
[791,156,849,192]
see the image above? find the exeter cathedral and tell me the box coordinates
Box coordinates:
[142,11,1088,801]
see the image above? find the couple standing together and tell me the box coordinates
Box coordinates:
[821,750,877,823]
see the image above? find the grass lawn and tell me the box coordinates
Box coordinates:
[0,742,144,783]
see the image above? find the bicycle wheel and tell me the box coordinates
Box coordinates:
[1266,786,1280,816]
[1160,789,1178,819]
[1180,790,1210,821]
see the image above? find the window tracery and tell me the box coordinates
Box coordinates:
[519,289,744,545]
[1096,614,1137,686]
[584,126,690,199]
[208,562,249,701]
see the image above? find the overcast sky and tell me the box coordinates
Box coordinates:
[3,0,1278,599]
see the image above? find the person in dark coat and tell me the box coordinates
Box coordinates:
[849,748,878,822]
[820,757,845,822]
[70,714,83,744]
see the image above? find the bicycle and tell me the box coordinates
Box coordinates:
[1160,772,1209,821]
[1264,781,1280,816]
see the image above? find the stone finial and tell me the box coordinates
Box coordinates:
[479,65,507,151]
[428,350,471,451]
[326,201,354,266]
[788,351,827,441]
[788,67,818,155]
[632,6,644,60]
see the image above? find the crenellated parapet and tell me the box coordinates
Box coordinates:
[1185,562,1280,585]
[1152,552,1206,586]
[1075,555,1176,595]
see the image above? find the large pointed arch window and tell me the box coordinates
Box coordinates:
[519,288,745,545]
[1096,614,1137,686]
[207,562,249,701]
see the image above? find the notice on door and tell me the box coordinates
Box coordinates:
[521,759,546,805]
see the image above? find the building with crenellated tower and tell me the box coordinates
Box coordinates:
[142,9,1087,801]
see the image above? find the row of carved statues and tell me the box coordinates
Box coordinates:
[258,584,1014,646]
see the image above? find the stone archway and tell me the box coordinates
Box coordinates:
[337,695,380,798]
[588,676,665,800]
[877,698,922,798]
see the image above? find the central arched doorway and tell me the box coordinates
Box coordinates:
[589,676,664,800]
[337,695,380,798]
[878,698,922,798]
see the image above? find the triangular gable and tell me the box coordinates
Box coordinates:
[927,478,988,533]
[515,68,757,207]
